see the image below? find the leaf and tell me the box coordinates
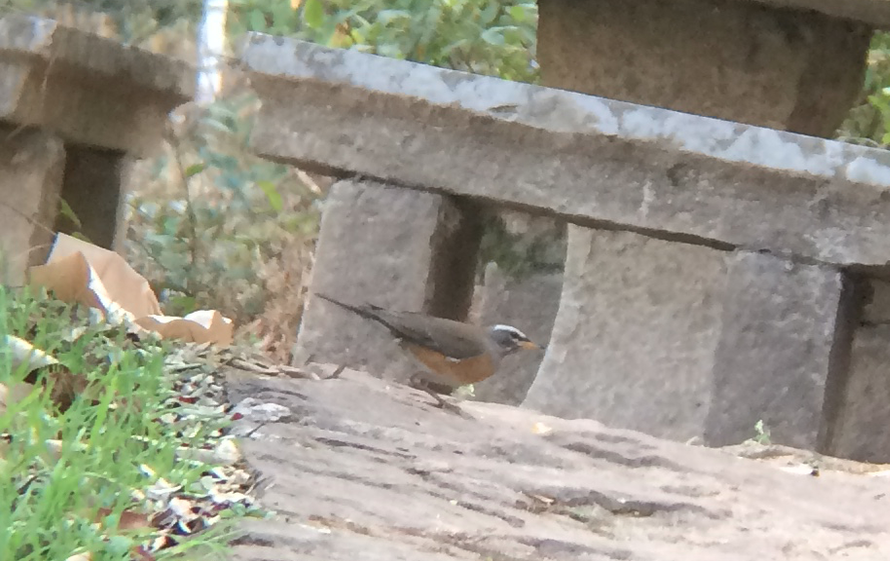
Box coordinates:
[377,9,411,26]
[509,4,527,22]
[167,295,198,315]
[302,0,325,29]
[272,0,300,31]
[480,27,505,46]
[203,117,236,134]
[478,1,500,25]
[248,9,267,31]
[58,198,82,228]
[257,181,283,211]
[185,163,206,178]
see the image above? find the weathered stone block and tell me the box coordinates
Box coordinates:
[0,15,193,156]
[703,251,852,450]
[732,0,890,27]
[472,264,562,405]
[294,178,481,383]
[831,324,890,463]
[524,226,728,441]
[829,278,890,463]
[0,126,65,284]
[241,36,890,270]
[538,0,870,137]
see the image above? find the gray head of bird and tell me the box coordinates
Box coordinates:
[486,324,541,358]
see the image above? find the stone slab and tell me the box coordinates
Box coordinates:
[703,251,851,450]
[0,15,193,155]
[539,0,868,137]
[0,125,65,284]
[472,265,562,406]
[523,226,729,441]
[227,369,890,561]
[294,178,481,385]
[829,279,890,463]
[241,35,890,271]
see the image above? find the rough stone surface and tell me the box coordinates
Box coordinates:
[524,227,728,442]
[227,369,890,561]
[0,14,193,155]
[704,251,851,450]
[293,178,481,385]
[0,126,65,284]
[55,144,125,249]
[471,265,562,405]
[242,36,890,270]
[833,323,890,464]
[831,278,890,463]
[732,0,890,27]
[538,0,869,137]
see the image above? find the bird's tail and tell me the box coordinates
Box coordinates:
[313,292,385,323]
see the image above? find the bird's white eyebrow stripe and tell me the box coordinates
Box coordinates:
[492,324,528,337]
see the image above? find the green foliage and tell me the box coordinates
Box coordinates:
[837,32,890,146]
[125,94,321,321]
[0,287,241,559]
[0,0,203,43]
[477,215,565,281]
[751,420,771,446]
[229,0,539,82]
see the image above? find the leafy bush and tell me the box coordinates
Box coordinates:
[229,0,539,82]
[838,32,890,146]
[0,287,250,559]
[124,91,321,359]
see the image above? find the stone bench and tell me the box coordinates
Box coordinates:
[240,33,890,463]
[0,15,193,282]
[492,0,890,414]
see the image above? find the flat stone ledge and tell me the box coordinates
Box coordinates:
[0,15,194,154]
[241,36,890,271]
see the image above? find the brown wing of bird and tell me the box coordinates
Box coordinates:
[315,293,486,358]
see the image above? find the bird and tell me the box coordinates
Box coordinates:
[312,292,542,412]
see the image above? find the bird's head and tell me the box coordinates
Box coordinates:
[487,324,541,357]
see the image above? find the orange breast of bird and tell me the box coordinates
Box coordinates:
[405,344,496,385]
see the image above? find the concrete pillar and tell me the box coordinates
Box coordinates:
[528,0,870,450]
[0,126,65,284]
[294,178,482,383]
[525,227,729,441]
[829,279,890,462]
[538,0,869,136]
[703,251,856,450]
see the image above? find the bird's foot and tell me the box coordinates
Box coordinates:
[409,373,472,418]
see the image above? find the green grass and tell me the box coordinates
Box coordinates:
[0,286,249,560]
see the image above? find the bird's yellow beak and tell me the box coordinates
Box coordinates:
[520,340,541,350]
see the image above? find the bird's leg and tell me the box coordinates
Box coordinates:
[408,372,467,416]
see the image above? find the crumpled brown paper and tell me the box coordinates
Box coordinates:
[28,233,233,346]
